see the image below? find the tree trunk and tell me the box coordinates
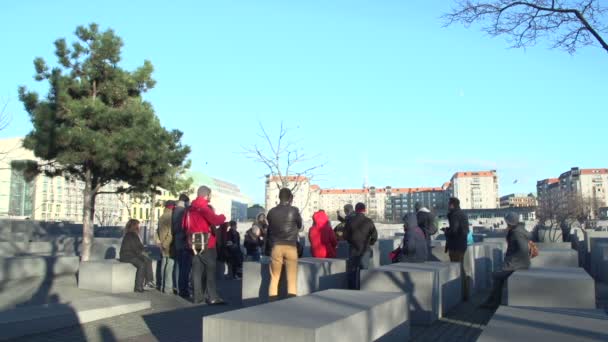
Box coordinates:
[149,191,157,245]
[81,173,97,262]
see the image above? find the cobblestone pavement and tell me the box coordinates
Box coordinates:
[5,275,608,342]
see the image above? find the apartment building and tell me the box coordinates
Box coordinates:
[538,167,608,219]
[0,138,253,225]
[448,170,500,209]
[500,193,538,208]
[265,170,502,222]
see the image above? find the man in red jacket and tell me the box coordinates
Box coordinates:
[185,186,226,305]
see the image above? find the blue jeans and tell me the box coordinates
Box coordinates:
[347,249,372,290]
[175,249,192,296]
[247,250,261,261]
[160,257,175,293]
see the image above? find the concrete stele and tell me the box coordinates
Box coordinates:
[204,289,410,342]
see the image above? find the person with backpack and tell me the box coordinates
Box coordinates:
[415,202,437,258]
[481,212,532,309]
[184,186,227,305]
[158,200,176,294]
[343,202,378,290]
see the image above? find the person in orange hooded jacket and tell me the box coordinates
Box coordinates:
[308,210,338,258]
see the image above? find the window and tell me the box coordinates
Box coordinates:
[139,208,143,219]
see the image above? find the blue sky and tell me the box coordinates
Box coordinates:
[1,0,607,204]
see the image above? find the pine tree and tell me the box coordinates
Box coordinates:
[19,23,190,260]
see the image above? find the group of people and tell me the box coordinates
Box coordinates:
[118,186,531,309]
[118,187,231,304]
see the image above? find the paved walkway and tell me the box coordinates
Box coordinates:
[4,275,608,342]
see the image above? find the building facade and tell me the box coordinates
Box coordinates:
[500,193,538,208]
[265,170,502,223]
[385,188,449,222]
[537,167,608,219]
[0,138,125,225]
[448,170,499,209]
[0,138,253,225]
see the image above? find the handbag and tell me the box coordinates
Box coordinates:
[389,239,404,263]
[389,247,402,263]
[528,240,539,259]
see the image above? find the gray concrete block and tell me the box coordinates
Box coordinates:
[78,260,137,293]
[597,242,608,283]
[0,255,79,281]
[0,295,151,340]
[336,241,349,259]
[536,242,573,249]
[507,267,596,309]
[463,243,491,295]
[0,241,29,256]
[370,242,380,269]
[531,248,579,268]
[204,289,410,342]
[360,264,439,325]
[589,234,608,279]
[390,261,462,317]
[242,257,348,306]
[378,237,402,266]
[429,246,450,262]
[478,306,608,342]
[482,242,506,277]
[583,231,608,274]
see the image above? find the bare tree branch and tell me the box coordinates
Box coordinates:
[443,0,608,54]
[242,121,326,213]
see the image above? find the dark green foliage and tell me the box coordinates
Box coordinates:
[18,23,189,194]
[18,23,190,259]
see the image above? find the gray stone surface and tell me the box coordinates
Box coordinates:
[0,255,79,281]
[478,306,608,342]
[0,295,151,340]
[463,243,491,295]
[204,289,410,342]
[390,261,462,317]
[336,241,349,258]
[583,231,608,275]
[429,246,451,262]
[536,242,573,249]
[360,264,439,324]
[507,267,596,309]
[588,232,608,279]
[531,248,579,268]
[482,242,505,278]
[0,241,29,256]
[370,242,380,268]
[78,260,137,293]
[378,237,402,266]
[597,242,608,283]
[241,257,348,306]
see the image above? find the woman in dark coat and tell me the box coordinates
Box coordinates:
[119,219,155,292]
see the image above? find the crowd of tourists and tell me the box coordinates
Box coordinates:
[118,185,531,309]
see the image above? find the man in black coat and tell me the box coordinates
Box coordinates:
[445,197,469,300]
[172,194,191,298]
[482,212,531,308]
[343,202,378,289]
